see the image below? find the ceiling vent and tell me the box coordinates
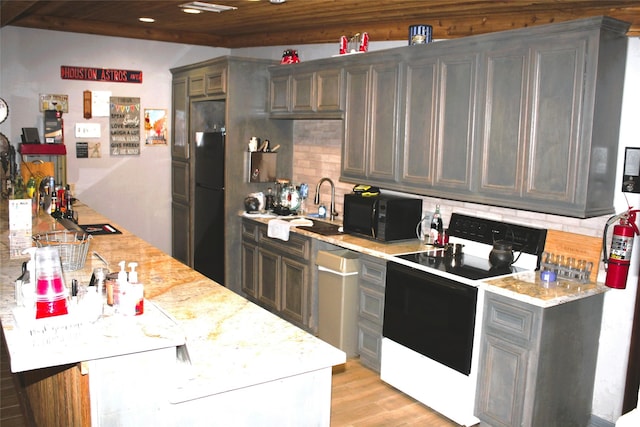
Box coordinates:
[179,2,238,13]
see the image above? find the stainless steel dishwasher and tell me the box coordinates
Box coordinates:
[316,250,360,357]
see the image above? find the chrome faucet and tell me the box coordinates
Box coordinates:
[314,177,337,220]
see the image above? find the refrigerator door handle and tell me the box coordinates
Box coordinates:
[195,182,224,191]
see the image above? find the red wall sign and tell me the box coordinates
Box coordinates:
[60,66,143,83]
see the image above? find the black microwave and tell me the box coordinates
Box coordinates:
[343,193,422,242]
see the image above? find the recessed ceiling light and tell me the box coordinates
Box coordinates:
[270,0,286,3]
[139,17,155,23]
[182,8,202,14]
[179,2,237,13]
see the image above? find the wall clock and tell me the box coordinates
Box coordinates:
[0,98,8,124]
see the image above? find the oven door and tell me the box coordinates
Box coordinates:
[383,261,478,375]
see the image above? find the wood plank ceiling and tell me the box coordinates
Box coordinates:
[2,0,640,48]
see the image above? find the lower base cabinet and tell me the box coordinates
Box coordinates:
[241,218,315,331]
[357,255,387,372]
[475,291,604,427]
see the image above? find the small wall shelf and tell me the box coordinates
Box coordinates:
[248,152,277,183]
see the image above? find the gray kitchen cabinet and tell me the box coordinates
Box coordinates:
[341,58,402,184]
[240,218,313,330]
[171,76,189,161]
[357,254,386,372]
[291,71,314,113]
[188,64,227,97]
[268,64,344,119]
[171,160,189,205]
[475,18,628,217]
[475,291,604,427]
[432,51,478,193]
[241,219,259,298]
[400,56,438,187]
[476,45,528,199]
[335,17,626,218]
[398,48,478,193]
[171,57,292,291]
[268,70,290,114]
[257,227,311,327]
[257,246,281,311]
[241,242,258,298]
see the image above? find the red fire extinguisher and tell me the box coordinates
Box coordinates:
[604,208,639,289]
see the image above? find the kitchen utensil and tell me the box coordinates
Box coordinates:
[244,196,260,213]
[489,240,514,267]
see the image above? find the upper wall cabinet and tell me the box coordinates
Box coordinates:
[473,17,629,217]
[399,50,479,195]
[342,57,402,183]
[188,64,227,97]
[269,63,344,119]
[336,16,628,218]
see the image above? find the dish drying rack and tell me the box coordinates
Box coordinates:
[32,230,91,271]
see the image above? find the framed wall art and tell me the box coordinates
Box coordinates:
[144,109,167,145]
[110,96,140,156]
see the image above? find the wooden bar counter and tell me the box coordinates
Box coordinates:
[0,201,345,426]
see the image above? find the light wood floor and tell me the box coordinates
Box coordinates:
[331,359,460,426]
[2,334,459,427]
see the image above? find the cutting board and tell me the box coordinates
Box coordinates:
[543,229,602,282]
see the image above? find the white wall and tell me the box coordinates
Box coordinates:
[592,37,640,422]
[0,27,227,253]
[1,26,640,423]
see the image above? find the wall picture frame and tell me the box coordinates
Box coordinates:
[144,108,167,145]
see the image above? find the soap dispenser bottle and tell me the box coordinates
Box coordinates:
[128,262,144,316]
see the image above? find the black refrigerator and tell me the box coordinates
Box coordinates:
[194,131,225,285]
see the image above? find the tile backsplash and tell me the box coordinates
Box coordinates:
[292,120,610,241]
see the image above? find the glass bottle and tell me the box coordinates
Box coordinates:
[64,185,77,222]
[265,187,275,212]
[26,176,37,198]
[430,205,443,245]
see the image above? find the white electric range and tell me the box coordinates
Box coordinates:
[381,213,547,426]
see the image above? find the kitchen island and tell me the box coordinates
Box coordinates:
[0,201,345,426]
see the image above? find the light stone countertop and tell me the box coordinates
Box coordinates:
[482,270,608,308]
[241,212,430,257]
[1,202,345,402]
[243,213,608,308]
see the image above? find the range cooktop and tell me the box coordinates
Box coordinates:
[397,251,528,281]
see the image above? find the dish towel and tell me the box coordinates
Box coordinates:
[267,219,292,241]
